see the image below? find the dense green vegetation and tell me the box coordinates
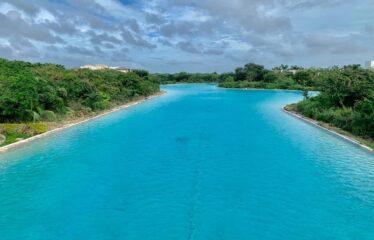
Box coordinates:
[287,65,374,141]
[0,58,159,123]
[0,58,159,146]
[151,63,330,91]
[149,63,323,90]
[150,72,220,84]
[218,63,323,90]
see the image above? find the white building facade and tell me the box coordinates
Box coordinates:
[366,60,374,69]
[80,64,109,70]
[80,64,130,73]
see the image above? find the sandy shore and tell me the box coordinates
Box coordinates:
[0,91,165,153]
[283,108,373,153]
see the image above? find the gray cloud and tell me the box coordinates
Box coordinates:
[64,46,97,56]
[46,21,79,36]
[111,47,130,62]
[88,31,122,45]
[285,0,345,10]
[145,13,166,25]
[1,0,39,16]
[303,34,368,55]
[121,29,156,49]
[0,44,14,59]
[177,41,200,54]
[0,11,64,44]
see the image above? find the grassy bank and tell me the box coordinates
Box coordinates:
[0,123,48,146]
[0,92,163,148]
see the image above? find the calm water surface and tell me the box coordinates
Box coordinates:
[1,84,374,239]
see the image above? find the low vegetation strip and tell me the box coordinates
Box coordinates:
[0,123,49,147]
[0,92,164,151]
[284,105,374,152]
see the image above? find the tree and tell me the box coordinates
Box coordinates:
[132,69,149,78]
[243,63,267,82]
[234,67,246,81]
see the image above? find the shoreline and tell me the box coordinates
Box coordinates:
[0,91,165,153]
[283,108,374,153]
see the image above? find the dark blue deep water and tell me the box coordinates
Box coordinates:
[1,84,374,239]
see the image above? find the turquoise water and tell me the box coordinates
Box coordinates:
[1,84,374,239]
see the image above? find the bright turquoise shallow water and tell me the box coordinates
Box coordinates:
[1,84,374,239]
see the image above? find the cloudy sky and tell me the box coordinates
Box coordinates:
[0,0,373,72]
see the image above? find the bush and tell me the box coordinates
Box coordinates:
[40,110,57,122]
[352,99,374,137]
[330,108,354,131]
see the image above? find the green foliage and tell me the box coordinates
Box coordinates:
[40,110,57,122]
[0,58,160,123]
[150,72,221,84]
[132,69,149,78]
[218,63,322,90]
[293,71,312,86]
[0,133,29,146]
[320,65,374,107]
[294,65,374,139]
[352,99,374,137]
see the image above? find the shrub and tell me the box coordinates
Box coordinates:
[40,110,57,122]
[330,108,354,131]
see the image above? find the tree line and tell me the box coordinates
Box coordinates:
[217,63,325,90]
[149,72,220,84]
[151,63,325,90]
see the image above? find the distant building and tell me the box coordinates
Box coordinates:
[81,64,131,73]
[80,64,109,70]
[366,60,374,69]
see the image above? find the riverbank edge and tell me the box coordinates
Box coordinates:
[283,107,374,152]
[0,91,165,153]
